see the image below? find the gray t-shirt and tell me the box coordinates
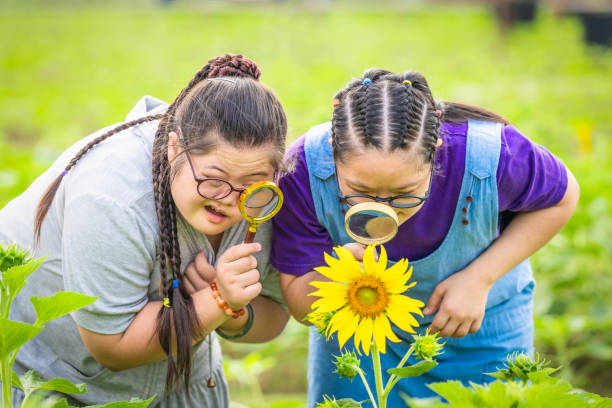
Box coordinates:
[0,96,283,407]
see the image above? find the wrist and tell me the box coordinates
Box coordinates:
[216,303,254,340]
[462,262,497,289]
[211,280,246,319]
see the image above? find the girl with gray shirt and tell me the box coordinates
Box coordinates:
[0,54,289,407]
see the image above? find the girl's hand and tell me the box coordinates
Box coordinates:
[423,267,493,338]
[182,251,216,295]
[215,243,263,310]
[342,242,378,262]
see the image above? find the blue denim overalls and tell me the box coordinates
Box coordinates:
[303,121,535,407]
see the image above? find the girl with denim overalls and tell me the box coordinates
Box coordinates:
[270,69,579,407]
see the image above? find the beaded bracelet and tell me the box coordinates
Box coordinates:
[210,280,245,319]
[216,303,254,340]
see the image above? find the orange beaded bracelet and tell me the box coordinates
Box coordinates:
[211,280,245,319]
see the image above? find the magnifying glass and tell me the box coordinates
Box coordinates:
[238,181,284,243]
[344,202,399,245]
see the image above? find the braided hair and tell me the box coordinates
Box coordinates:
[34,54,287,393]
[331,68,507,166]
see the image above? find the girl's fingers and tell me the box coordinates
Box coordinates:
[451,321,472,338]
[438,317,460,338]
[221,255,258,276]
[241,281,263,301]
[469,318,483,334]
[219,243,261,264]
[429,312,449,335]
[184,263,209,291]
[182,278,197,295]
[423,285,446,315]
[194,251,216,282]
[235,268,261,287]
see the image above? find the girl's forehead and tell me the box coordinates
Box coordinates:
[191,143,275,174]
[340,148,428,176]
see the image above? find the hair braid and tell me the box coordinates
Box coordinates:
[152,53,263,393]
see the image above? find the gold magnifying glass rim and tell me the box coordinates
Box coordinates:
[238,180,284,225]
[344,201,399,245]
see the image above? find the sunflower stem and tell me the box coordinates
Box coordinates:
[357,367,378,408]
[370,341,386,408]
[383,345,414,398]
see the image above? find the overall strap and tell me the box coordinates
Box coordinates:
[304,122,351,245]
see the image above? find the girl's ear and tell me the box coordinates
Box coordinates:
[168,131,180,162]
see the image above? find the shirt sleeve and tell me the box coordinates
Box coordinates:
[270,137,335,276]
[497,124,568,212]
[62,193,158,335]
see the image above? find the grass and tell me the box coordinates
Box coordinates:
[1,2,611,405]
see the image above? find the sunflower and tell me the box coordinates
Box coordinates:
[309,245,424,355]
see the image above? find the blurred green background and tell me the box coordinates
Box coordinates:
[1,1,611,406]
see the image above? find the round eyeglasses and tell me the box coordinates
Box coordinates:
[335,164,434,209]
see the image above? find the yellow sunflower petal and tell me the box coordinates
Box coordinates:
[363,245,379,277]
[324,306,348,337]
[392,294,425,315]
[309,281,347,299]
[333,246,364,278]
[386,297,422,333]
[355,317,374,356]
[376,245,388,274]
[373,315,389,354]
[311,296,347,313]
[383,262,412,291]
[337,309,360,349]
[378,312,401,343]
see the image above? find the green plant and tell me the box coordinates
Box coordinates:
[0,243,155,408]
[403,354,612,408]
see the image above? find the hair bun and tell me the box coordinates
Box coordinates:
[208,54,261,81]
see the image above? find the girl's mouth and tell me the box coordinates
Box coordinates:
[204,205,228,224]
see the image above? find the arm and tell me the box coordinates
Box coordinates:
[426,168,579,337]
[280,243,366,324]
[78,288,231,371]
[281,271,327,325]
[78,243,265,371]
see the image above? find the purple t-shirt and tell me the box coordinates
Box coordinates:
[271,121,568,276]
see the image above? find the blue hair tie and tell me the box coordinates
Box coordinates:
[172,279,179,288]
[362,78,373,85]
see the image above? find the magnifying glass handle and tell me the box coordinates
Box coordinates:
[244,230,256,244]
[244,224,258,244]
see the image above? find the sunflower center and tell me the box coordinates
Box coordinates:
[346,275,389,317]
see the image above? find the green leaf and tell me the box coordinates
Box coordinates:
[48,398,71,408]
[2,258,44,301]
[31,291,98,326]
[387,360,437,378]
[12,368,24,390]
[426,380,476,405]
[84,396,156,407]
[335,398,364,408]
[0,318,43,359]
[20,370,87,395]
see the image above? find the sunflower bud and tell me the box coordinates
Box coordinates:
[333,351,361,381]
[306,311,335,335]
[0,243,30,272]
[489,352,557,384]
[412,331,444,360]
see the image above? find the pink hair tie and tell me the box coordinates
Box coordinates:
[435,110,442,118]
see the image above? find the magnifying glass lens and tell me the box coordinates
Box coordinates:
[344,203,399,245]
[243,187,279,218]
